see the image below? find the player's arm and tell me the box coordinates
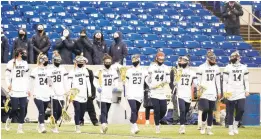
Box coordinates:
[113,70,119,89]
[215,67,221,97]
[5,61,13,91]
[244,67,250,96]
[85,70,92,97]
[93,71,100,88]
[222,65,229,93]
[62,67,69,92]
[196,66,203,84]
[68,71,74,89]
[24,63,30,95]
[145,65,154,89]
[29,68,36,96]
[165,66,170,84]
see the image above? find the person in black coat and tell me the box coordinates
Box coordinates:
[31,24,50,63]
[54,29,75,64]
[1,28,9,63]
[92,31,107,65]
[74,29,94,65]
[143,82,153,125]
[108,31,128,64]
[12,28,33,64]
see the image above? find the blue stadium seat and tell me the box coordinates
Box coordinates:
[189,55,199,62]
[202,28,218,35]
[30,17,45,25]
[82,7,97,14]
[210,35,225,42]
[218,41,235,49]
[141,47,157,55]
[252,57,261,64]
[1,24,16,31]
[104,13,119,21]
[140,61,150,66]
[142,34,158,41]
[5,31,17,38]
[128,20,144,26]
[9,17,26,25]
[105,39,113,46]
[79,19,95,26]
[89,1,107,8]
[210,23,225,29]
[1,1,9,5]
[188,3,203,10]
[155,2,169,8]
[147,54,155,61]
[39,12,52,19]
[66,6,80,13]
[69,25,84,33]
[137,14,154,21]
[50,6,64,13]
[122,2,140,8]
[177,21,192,28]
[160,34,175,41]
[96,19,111,27]
[243,49,260,57]
[86,26,99,33]
[167,40,183,48]
[34,5,50,13]
[145,21,160,27]
[126,33,142,41]
[217,56,229,64]
[75,1,91,7]
[121,14,138,21]
[218,29,226,36]
[112,20,128,27]
[62,18,78,26]
[17,5,34,12]
[60,1,76,7]
[184,16,201,23]
[194,22,211,29]
[164,61,172,66]
[179,9,194,16]
[170,27,185,35]
[106,2,123,8]
[226,35,243,41]
[72,13,88,20]
[89,13,104,20]
[184,41,200,49]
[3,11,20,18]
[134,40,150,48]
[139,2,156,9]
[224,49,236,56]
[202,15,219,23]
[158,48,174,55]
[1,4,13,12]
[240,1,253,5]
[191,61,204,66]
[235,42,252,50]
[23,11,39,18]
[102,26,117,34]
[56,12,71,19]
[2,19,10,24]
[193,35,209,42]
[190,48,207,56]
[212,49,225,56]
[253,4,261,11]
[241,57,252,64]
[119,26,135,34]
[246,63,258,67]
[128,47,141,55]
[195,9,211,16]
[99,7,114,14]
[176,34,192,42]
[201,41,217,49]
[174,48,189,56]
[161,21,175,27]
[47,32,59,39]
[129,8,145,15]
[140,55,148,61]
[43,1,61,7]
[166,55,179,62]
[11,1,28,6]
[186,28,201,35]
[42,24,52,32]
[150,40,166,48]
[169,3,187,10]
[136,26,151,34]
[114,7,128,14]
[147,8,162,15]
[169,15,181,22]
[161,8,178,16]
[152,27,168,34]
[217,62,225,67]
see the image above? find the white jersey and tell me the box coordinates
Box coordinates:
[197,62,221,101]
[176,68,198,103]
[48,65,69,100]
[5,59,29,97]
[30,66,52,102]
[145,63,170,100]
[126,66,147,102]
[223,63,249,101]
[68,67,92,103]
[94,67,119,103]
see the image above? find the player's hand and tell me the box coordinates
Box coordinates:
[27,91,31,97]
[112,88,118,93]
[8,85,12,92]
[61,36,66,41]
[217,94,221,100]
[97,87,102,93]
[228,11,231,15]
[245,92,250,97]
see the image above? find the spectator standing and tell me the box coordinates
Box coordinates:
[92,31,107,65]
[222,1,244,35]
[108,31,128,64]
[1,28,9,63]
[31,24,51,63]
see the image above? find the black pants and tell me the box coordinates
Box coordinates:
[73,101,87,125]
[128,100,141,124]
[100,102,111,124]
[178,98,190,125]
[225,27,240,36]
[199,98,215,126]
[34,99,49,124]
[80,99,98,125]
[145,107,153,120]
[227,99,245,125]
[151,98,167,126]
[9,97,27,124]
[53,99,64,123]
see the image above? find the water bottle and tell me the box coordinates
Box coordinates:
[123,58,126,66]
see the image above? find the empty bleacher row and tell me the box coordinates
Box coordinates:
[1,1,261,67]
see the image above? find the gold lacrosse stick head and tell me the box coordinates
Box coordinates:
[48,115,56,128]
[69,88,80,102]
[4,98,10,113]
[120,67,128,82]
[224,92,232,98]
[62,109,71,122]
[172,67,182,82]
[198,85,207,97]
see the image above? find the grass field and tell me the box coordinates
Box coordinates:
[1,123,261,139]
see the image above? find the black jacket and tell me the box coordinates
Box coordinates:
[75,36,94,65]
[222,2,244,28]
[54,37,75,64]
[31,31,50,63]
[86,68,96,99]
[143,82,153,108]
[12,28,33,63]
[109,31,128,64]
[1,35,9,63]
[92,31,107,65]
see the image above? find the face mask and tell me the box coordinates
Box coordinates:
[178,63,187,68]
[157,61,163,66]
[132,61,139,67]
[38,30,43,34]
[80,35,86,38]
[104,64,111,69]
[21,55,27,60]
[230,58,237,64]
[77,64,84,68]
[114,37,120,43]
[208,61,216,66]
[43,61,48,66]
[19,34,24,38]
[54,62,60,67]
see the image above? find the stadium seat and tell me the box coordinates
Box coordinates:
[142,34,158,41]
[218,41,235,49]
[140,61,150,66]
[150,40,166,48]
[129,8,145,15]
[9,17,26,25]
[43,1,61,7]
[3,11,20,18]
[152,27,168,34]
[141,47,157,55]
[136,26,151,34]
[38,12,52,19]
[72,13,88,20]
[195,9,211,16]
[252,57,261,64]
[60,1,76,7]
[147,55,156,61]
[179,9,194,17]
[128,20,144,27]
[23,11,39,18]
[166,55,179,62]
[82,7,97,14]
[56,12,71,19]
[89,1,107,8]
[42,24,52,32]
[201,41,217,49]
[137,14,154,21]
[191,61,204,66]
[123,2,140,8]
[128,47,141,55]
[190,48,207,56]
[188,3,203,10]
[246,63,258,67]
[224,49,236,56]
[161,8,178,16]
[202,28,218,35]
[139,55,148,61]
[202,15,219,23]
[169,15,181,22]
[241,57,253,64]
[158,48,174,55]
[99,7,114,14]
[210,23,225,29]
[145,21,160,27]
[217,62,225,67]
[112,20,128,27]
[217,56,229,63]
[102,26,117,34]
[170,27,185,35]
[121,14,138,21]
[176,34,192,42]
[177,21,192,28]
[30,17,45,25]
[66,6,80,13]
[155,2,169,8]
[105,39,113,46]
[96,19,111,27]
[210,35,225,42]
[226,35,243,41]
[106,2,123,8]
[126,33,142,41]
[169,3,187,10]
[34,5,50,13]
[17,5,34,12]
[62,18,78,26]
[167,40,183,48]
[184,41,200,49]
[154,14,170,21]
[243,49,260,57]
[194,22,211,29]
[1,4,14,12]
[186,28,201,35]
[139,2,155,9]
[79,19,95,26]
[184,16,201,23]
[1,24,16,31]
[189,55,199,62]
[5,31,17,38]
[134,40,150,48]
[164,61,172,66]
[86,26,99,33]
[218,29,227,36]
[161,21,175,27]
[104,13,119,21]
[211,49,225,56]
[235,42,252,50]
[174,48,189,56]
[119,26,135,34]
[160,34,175,41]
[69,25,84,33]
[11,1,28,6]
[193,35,209,42]
[89,13,104,20]
[114,7,129,15]
[50,6,64,13]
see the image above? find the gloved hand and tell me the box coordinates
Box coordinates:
[112,88,118,93]
[97,87,102,93]
[61,36,66,41]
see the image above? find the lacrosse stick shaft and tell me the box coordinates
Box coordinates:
[123,84,127,119]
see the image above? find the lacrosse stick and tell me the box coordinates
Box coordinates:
[219,92,232,102]
[48,96,56,129]
[1,87,11,113]
[171,67,183,117]
[119,67,128,119]
[97,70,103,123]
[193,85,207,109]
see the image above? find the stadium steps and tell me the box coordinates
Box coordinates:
[240,25,261,52]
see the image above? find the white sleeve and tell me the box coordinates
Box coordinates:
[192,72,199,87]
[113,70,119,88]
[93,70,100,88]
[5,61,13,87]
[215,67,221,95]
[145,65,154,88]
[244,67,250,92]
[165,66,170,83]
[68,71,73,89]
[62,67,69,92]
[85,70,92,97]
[24,63,30,92]
[223,65,229,93]
[29,68,36,93]
[196,65,203,84]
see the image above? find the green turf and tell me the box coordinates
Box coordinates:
[1,123,261,139]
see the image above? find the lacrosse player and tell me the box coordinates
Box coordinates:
[223,51,249,136]
[175,56,198,134]
[125,55,147,134]
[68,55,92,133]
[5,48,30,133]
[197,51,221,135]
[30,53,51,133]
[48,51,69,133]
[145,51,170,134]
[93,54,119,134]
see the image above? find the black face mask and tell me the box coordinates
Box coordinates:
[132,61,139,67]
[19,34,24,38]
[54,62,60,67]
[114,37,120,43]
[77,64,84,68]
[208,61,216,66]
[230,58,237,64]
[157,61,163,66]
[21,55,27,61]
[104,64,111,69]
[43,61,48,66]
[178,63,187,68]
[80,36,85,38]
[38,30,43,34]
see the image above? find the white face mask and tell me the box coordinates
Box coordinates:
[37,25,44,30]
[63,30,69,37]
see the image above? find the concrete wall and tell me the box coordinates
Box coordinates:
[1,64,261,123]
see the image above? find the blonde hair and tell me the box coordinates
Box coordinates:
[103,53,112,61]
[37,52,44,65]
